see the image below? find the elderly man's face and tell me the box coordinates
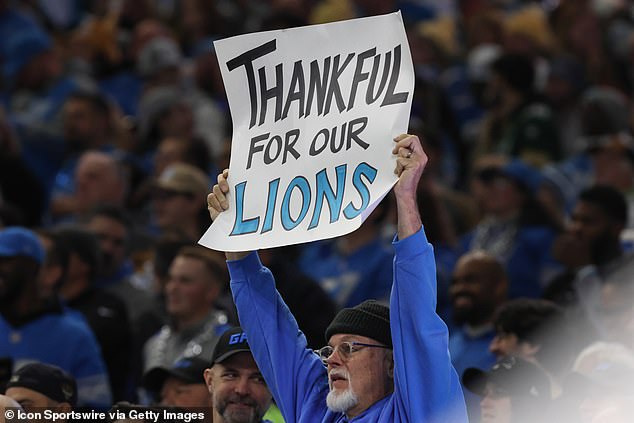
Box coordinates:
[204,352,272,423]
[324,334,393,418]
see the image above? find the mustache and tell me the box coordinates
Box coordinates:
[225,394,257,408]
[329,368,351,386]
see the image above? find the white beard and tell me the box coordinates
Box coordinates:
[326,369,359,413]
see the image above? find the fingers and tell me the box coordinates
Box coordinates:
[213,184,228,209]
[208,170,230,221]
[218,169,230,194]
[394,157,407,176]
[391,134,420,155]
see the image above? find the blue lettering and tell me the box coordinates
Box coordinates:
[343,162,377,219]
[261,178,280,233]
[229,332,248,344]
[230,182,260,235]
[308,165,347,229]
[281,177,311,230]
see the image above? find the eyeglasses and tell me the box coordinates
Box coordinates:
[315,341,391,364]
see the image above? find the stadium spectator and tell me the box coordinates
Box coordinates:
[461,159,562,298]
[463,356,553,423]
[143,245,231,371]
[0,227,112,408]
[449,250,507,377]
[5,363,77,422]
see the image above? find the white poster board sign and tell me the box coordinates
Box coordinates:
[199,12,414,251]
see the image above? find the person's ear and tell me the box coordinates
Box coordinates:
[385,351,394,379]
[203,367,214,395]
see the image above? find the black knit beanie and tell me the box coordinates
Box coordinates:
[325,300,392,348]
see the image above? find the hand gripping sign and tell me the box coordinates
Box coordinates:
[199,12,414,251]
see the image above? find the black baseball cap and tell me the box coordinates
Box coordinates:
[6,363,77,406]
[211,327,252,364]
[143,357,209,393]
[462,356,550,399]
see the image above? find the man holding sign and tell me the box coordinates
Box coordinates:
[206,134,467,422]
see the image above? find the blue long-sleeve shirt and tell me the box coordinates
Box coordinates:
[227,228,468,422]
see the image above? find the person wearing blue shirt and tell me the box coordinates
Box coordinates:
[207,134,468,422]
[0,226,112,409]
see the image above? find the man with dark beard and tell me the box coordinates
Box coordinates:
[545,185,628,307]
[203,327,273,423]
[448,250,508,377]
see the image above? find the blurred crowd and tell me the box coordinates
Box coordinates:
[1,0,634,422]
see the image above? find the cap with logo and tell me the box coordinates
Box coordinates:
[143,357,209,393]
[211,327,252,364]
[6,363,77,406]
[0,227,45,265]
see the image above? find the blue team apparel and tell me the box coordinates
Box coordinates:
[228,228,468,422]
[0,311,113,408]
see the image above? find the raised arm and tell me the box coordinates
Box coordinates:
[391,134,424,239]
[206,170,329,422]
[390,134,468,422]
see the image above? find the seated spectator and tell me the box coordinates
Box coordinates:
[84,204,163,325]
[143,246,231,371]
[151,163,211,240]
[49,150,130,224]
[540,87,634,223]
[51,90,115,200]
[448,250,508,421]
[474,53,560,167]
[129,136,213,214]
[545,185,628,310]
[54,227,132,402]
[490,298,575,397]
[3,17,90,194]
[463,356,553,423]
[449,250,507,377]
[5,363,77,421]
[0,227,111,408]
[461,159,562,298]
